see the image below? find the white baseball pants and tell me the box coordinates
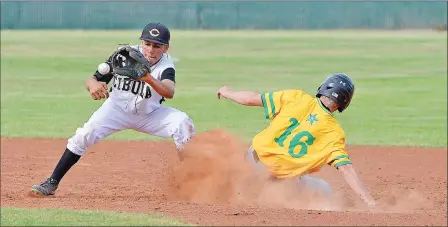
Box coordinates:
[67,98,195,156]
[246,146,331,196]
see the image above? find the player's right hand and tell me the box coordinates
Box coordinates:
[88,81,109,100]
[217,86,232,99]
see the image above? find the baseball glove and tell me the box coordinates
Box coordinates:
[110,45,151,80]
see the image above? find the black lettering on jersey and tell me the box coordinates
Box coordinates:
[114,77,123,90]
[111,76,152,99]
[144,86,152,98]
[122,78,131,91]
[131,80,141,95]
[139,82,145,98]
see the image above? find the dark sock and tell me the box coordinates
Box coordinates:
[50,148,81,182]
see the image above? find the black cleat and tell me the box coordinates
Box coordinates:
[30,178,59,196]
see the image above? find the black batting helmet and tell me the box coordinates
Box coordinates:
[316,73,355,112]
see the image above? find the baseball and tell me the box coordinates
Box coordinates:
[98,63,110,75]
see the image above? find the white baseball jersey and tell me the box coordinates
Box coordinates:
[109,45,175,115]
[66,45,195,156]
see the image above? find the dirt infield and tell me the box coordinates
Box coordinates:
[1,129,447,226]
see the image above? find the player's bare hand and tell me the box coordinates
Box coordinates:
[217,86,232,99]
[88,81,109,100]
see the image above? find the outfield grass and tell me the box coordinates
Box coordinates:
[0,29,446,226]
[0,207,193,226]
[1,30,447,147]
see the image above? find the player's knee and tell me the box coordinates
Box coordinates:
[245,147,266,173]
[67,125,101,156]
[246,146,259,163]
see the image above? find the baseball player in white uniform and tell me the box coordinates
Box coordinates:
[31,22,195,196]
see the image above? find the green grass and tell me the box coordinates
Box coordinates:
[1,30,447,147]
[0,207,193,226]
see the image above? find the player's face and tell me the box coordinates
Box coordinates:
[142,41,169,64]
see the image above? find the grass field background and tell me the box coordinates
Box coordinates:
[1,29,447,225]
[0,207,193,226]
[1,30,446,147]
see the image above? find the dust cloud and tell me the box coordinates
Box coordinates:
[165,129,347,211]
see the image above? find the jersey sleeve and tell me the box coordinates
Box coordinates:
[161,68,175,83]
[93,70,114,84]
[261,90,302,119]
[326,134,352,169]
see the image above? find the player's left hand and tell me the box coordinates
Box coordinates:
[110,45,152,81]
[217,86,232,99]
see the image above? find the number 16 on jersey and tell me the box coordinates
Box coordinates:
[274,118,316,158]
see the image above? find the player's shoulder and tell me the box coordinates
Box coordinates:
[276,89,313,101]
[320,115,346,137]
[278,89,311,96]
[331,121,345,135]
[154,53,176,70]
[163,53,176,67]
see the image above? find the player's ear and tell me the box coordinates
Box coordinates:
[163,45,169,53]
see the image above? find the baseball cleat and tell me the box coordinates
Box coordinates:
[30,178,59,196]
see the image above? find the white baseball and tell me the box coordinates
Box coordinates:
[98,63,110,75]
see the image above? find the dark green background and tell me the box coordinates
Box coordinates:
[1,1,446,30]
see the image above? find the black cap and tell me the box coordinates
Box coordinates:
[140,22,170,45]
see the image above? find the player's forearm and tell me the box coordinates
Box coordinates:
[141,75,174,99]
[223,91,262,106]
[339,164,376,206]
